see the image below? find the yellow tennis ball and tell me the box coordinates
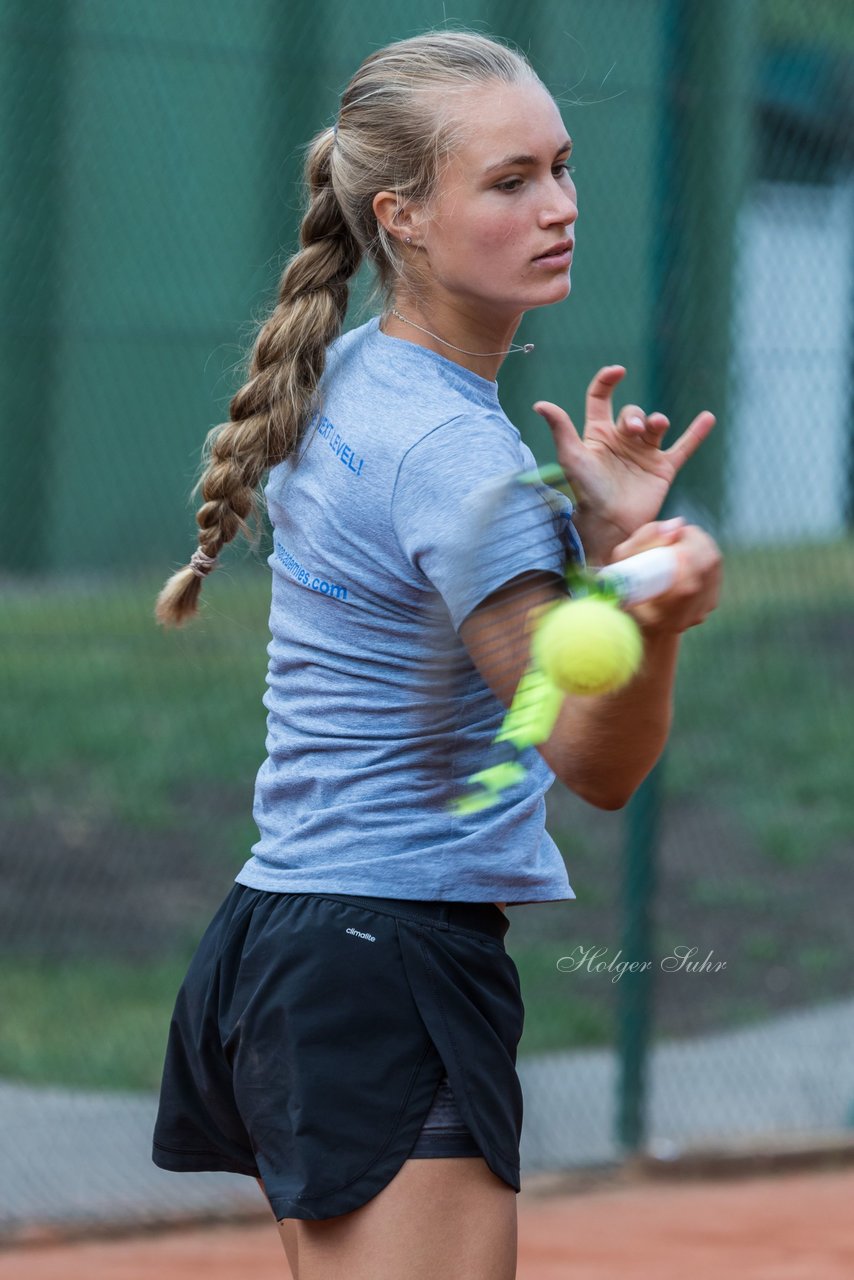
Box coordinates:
[532,597,643,695]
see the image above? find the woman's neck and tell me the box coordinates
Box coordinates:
[382,298,524,382]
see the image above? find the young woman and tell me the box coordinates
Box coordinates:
[152,30,721,1280]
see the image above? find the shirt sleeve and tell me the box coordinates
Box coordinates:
[391,412,585,631]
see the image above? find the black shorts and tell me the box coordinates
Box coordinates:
[152,884,524,1222]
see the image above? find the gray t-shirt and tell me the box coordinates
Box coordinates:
[235,316,583,903]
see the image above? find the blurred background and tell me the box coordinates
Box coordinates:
[2,0,853,1238]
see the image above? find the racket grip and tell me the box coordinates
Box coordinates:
[594,546,678,605]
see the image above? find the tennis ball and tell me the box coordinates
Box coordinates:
[532,597,643,696]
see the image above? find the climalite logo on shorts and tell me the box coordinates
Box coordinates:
[346,927,376,943]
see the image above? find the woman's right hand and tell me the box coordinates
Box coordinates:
[534,367,716,565]
[607,518,723,635]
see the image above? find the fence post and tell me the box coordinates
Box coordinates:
[0,2,70,572]
[616,0,757,1156]
[617,760,662,1151]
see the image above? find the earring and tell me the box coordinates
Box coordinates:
[404,236,413,245]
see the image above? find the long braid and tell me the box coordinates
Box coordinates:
[156,31,537,628]
[155,129,361,626]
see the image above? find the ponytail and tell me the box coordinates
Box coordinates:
[157,30,538,627]
[155,128,361,626]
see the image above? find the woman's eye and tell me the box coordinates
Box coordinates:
[496,164,575,192]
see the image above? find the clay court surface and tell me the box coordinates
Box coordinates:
[2,1166,852,1280]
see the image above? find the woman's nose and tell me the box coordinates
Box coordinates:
[540,206,577,232]
[541,187,577,228]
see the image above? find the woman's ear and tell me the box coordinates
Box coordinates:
[372,191,421,246]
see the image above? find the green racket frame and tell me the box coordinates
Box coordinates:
[449,463,624,815]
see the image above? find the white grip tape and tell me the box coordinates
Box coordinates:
[594,546,678,605]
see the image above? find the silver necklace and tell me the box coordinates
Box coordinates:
[389,309,534,357]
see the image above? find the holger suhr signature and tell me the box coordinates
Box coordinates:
[557,945,727,983]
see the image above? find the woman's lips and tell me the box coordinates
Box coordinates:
[533,243,573,268]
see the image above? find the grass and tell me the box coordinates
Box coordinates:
[0,565,272,829]
[0,955,192,1091]
[661,538,854,862]
[513,943,615,1055]
[2,540,853,841]
[688,878,770,910]
[0,944,614,1091]
[1,536,853,1088]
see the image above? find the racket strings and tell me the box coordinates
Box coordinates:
[425,466,580,808]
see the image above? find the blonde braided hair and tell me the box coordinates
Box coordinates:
[155,30,537,626]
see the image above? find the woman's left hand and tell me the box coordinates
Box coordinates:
[610,519,723,635]
[533,366,716,564]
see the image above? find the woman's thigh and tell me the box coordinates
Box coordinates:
[286,1155,517,1280]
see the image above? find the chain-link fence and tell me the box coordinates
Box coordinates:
[2,0,853,1238]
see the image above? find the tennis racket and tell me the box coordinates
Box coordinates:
[437,463,678,814]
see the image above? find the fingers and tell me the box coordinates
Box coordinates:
[586,367,668,434]
[535,388,668,454]
[617,404,671,441]
[662,411,717,471]
[590,373,672,445]
[610,518,686,562]
[548,363,715,462]
[585,366,625,423]
[532,400,584,467]
[626,525,723,634]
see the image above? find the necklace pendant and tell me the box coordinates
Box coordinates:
[389,308,534,359]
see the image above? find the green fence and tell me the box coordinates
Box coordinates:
[2,0,853,1236]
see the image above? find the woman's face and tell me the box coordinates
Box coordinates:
[413,79,578,321]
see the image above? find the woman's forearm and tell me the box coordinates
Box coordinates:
[543,626,682,809]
